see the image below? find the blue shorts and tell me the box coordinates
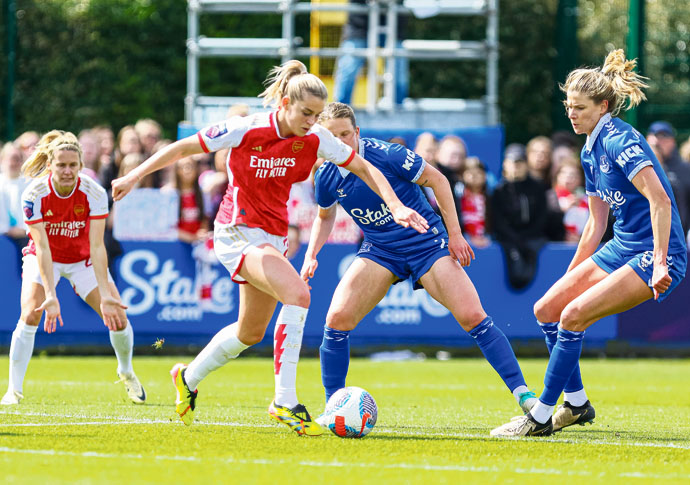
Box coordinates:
[357,234,450,290]
[591,240,687,302]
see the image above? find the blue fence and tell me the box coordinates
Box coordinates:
[3,235,687,350]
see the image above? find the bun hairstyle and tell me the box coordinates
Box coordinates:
[259,59,328,108]
[561,48,649,116]
[21,130,83,178]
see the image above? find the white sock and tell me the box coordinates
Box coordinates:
[564,389,588,407]
[530,400,555,424]
[8,320,38,394]
[512,385,530,402]
[109,322,134,375]
[273,305,308,408]
[185,323,249,391]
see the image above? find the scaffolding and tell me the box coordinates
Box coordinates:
[185,0,499,129]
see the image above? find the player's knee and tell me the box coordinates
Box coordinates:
[559,303,586,332]
[326,308,357,331]
[284,282,310,308]
[20,309,41,327]
[458,310,487,332]
[533,296,555,323]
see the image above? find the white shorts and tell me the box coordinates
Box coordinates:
[22,255,114,300]
[214,224,288,284]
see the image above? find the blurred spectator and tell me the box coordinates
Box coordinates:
[134,118,162,158]
[0,142,31,262]
[491,144,548,289]
[334,0,408,105]
[550,160,588,243]
[14,131,39,162]
[93,125,116,168]
[649,139,689,232]
[388,136,407,147]
[646,121,690,232]
[414,132,438,165]
[227,103,250,118]
[286,224,302,260]
[526,136,552,184]
[172,155,209,243]
[435,135,467,225]
[118,153,155,188]
[78,130,102,183]
[101,125,143,200]
[460,157,491,248]
[680,137,690,163]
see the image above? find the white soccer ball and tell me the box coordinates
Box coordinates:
[321,386,378,438]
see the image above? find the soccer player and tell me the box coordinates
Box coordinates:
[491,49,687,437]
[301,102,538,415]
[111,60,428,435]
[1,131,145,405]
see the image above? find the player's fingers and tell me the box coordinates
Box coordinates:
[653,288,659,300]
[58,315,64,327]
[467,245,476,260]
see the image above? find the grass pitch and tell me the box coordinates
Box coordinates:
[1,356,689,484]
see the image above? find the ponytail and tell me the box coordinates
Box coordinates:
[258,60,328,108]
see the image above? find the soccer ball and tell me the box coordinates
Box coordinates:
[320,386,377,438]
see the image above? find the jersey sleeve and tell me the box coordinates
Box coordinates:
[581,156,597,197]
[312,124,356,167]
[197,115,252,153]
[385,144,426,183]
[84,178,109,219]
[21,180,46,225]
[313,162,338,209]
[606,129,653,182]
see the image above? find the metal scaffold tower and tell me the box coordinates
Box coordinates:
[185,0,499,130]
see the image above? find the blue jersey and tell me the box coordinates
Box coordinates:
[582,113,686,255]
[314,138,445,250]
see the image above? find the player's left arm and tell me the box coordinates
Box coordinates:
[345,154,428,233]
[632,166,673,299]
[89,217,127,329]
[416,163,475,266]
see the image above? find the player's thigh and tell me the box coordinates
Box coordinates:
[83,281,128,326]
[534,258,609,323]
[418,255,486,331]
[239,244,310,307]
[326,257,396,331]
[236,282,280,345]
[562,264,652,332]
[19,280,46,326]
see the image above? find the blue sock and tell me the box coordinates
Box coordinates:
[469,316,526,392]
[540,327,585,406]
[320,326,350,402]
[538,321,584,393]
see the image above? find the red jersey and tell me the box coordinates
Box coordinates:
[460,191,487,237]
[21,173,108,263]
[178,190,202,234]
[198,111,355,236]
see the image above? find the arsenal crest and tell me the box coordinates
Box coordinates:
[74,204,85,216]
[292,140,304,153]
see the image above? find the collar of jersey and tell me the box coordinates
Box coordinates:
[49,174,80,199]
[585,112,612,154]
[271,110,316,139]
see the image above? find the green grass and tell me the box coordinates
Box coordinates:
[1,356,689,484]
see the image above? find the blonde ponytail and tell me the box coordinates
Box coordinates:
[22,130,83,178]
[258,59,328,108]
[561,48,648,117]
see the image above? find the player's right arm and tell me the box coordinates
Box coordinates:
[28,223,63,333]
[566,195,609,272]
[112,135,204,201]
[300,205,337,286]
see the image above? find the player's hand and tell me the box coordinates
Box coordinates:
[300,258,318,289]
[391,206,428,234]
[100,295,128,331]
[36,297,63,334]
[111,173,139,202]
[448,232,475,267]
[651,263,671,300]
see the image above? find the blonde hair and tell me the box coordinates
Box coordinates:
[318,102,357,128]
[259,60,328,108]
[21,130,82,178]
[561,49,649,117]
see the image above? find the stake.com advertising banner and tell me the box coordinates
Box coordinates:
[1,236,689,347]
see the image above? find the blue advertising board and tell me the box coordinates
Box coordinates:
[0,236,631,350]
